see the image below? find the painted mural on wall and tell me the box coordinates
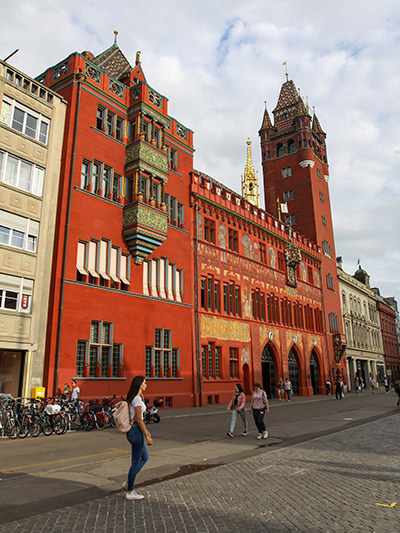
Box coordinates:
[242,234,258,260]
[259,325,281,351]
[218,224,227,249]
[197,212,203,240]
[268,246,276,268]
[201,316,250,342]
[300,262,307,282]
[198,242,322,307]
[241,345,251,364]
[285,330,304,353]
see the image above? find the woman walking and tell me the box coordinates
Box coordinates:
[250,383,269,439]
[227,383,248,437]
[123,376,153,500]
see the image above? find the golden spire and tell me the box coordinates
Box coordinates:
[241,138,260,208]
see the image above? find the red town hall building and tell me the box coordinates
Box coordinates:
[39,37,347,406]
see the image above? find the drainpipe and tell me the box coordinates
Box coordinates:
[193,202,202,406]
[53,69,86,395]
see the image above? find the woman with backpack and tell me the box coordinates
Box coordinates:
[123,376,153,500]
[250,383,270,439]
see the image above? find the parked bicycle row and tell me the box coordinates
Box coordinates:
[0,395,119,439]
[0,394,163,439]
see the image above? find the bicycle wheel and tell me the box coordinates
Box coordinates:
[53,414,67,435]
[151,413,160,423]
[5,418,18,439]
[29,417,41,438]
[82,414,94,431]
[18,416,30,439]
[70,412,81,430]
[41,415,54,436]
[95,414,107,430]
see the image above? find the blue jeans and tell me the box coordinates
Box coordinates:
[126,423,149,491]
[229,408,248,433]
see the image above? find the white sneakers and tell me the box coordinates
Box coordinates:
[122,481,144,500]
[257,433,262,439]
[262,430,268,439]
[126,490,144,501]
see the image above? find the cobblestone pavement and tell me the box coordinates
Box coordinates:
[1,412,399,533]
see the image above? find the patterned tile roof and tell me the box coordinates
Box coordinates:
[92,43,132,80]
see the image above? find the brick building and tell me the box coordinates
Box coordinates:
[36,36,347,406]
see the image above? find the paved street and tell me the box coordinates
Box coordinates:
[1,392,399,532]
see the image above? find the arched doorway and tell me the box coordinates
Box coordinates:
[242,363,250,396]
[261,343,276,398]
[310,350,319,395]
[288,348,299,395]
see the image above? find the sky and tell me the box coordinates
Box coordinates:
[2,0,400,307]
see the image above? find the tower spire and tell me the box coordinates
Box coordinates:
[241,138,260,207]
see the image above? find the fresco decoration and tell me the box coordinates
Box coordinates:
[241,345,251,364]
[313,269,321,288]
[267,246,276,268]
[242,288,252,319]
[259,326,281,349]
[201,316,250,342]
[242,234,258,260]
[197,213,203,240]
[286,330,304,352]
[300,262,307,282]
[218,224,227,249]
[308,336,322,355]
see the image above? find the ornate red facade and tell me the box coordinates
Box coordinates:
[39,39,347,406]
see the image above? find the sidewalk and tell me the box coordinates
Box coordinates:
[1,403,398,532]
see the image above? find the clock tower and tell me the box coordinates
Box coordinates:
[259,78,346,380]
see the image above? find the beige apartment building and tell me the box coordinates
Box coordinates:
[0,60,66,397]
[336,258,385,391]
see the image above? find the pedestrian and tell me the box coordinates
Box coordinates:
[335,379,342,400]
[123,376,152,500]
[325,380,331,395]
[354,377,359,393]
[371,378,375,392]
[63,382,71,400]
[340,378,345,398]
[277,378,284,400]
[250,383,269,439]
[285,377,293,402]
[343,380,347,395]
[360,379,365,392]
[71,379,81,415]
[227,383,248,437]
[384,376,390,394]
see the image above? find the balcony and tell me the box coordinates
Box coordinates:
[122,198,168,264]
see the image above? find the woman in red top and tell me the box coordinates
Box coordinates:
[227,383,248,437]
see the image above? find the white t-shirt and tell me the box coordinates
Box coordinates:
[71,386,80,400]
[129,394,146,420]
